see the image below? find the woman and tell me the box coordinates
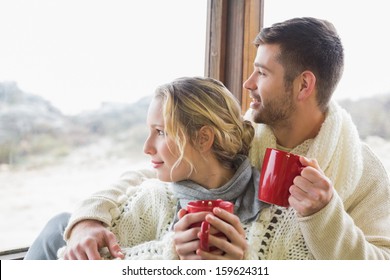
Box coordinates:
[58,76,264,260]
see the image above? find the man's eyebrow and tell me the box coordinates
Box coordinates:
[254,62,271,72]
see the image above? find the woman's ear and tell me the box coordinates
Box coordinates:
[198,126,214,152]
[297,71,316,101]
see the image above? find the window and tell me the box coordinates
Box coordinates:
[0,0,207,251]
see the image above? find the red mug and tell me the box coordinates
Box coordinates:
[186,199,234,251]
[258,148,303,207]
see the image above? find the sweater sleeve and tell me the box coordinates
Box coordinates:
[102,182,177,260]
[298,145,390,259]
[58,228,179,260]
[117,232,179,260]
[63,168,156,240]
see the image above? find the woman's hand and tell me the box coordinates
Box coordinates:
[62,219,124,260]
[173,209,209,260]
[197,208,248,260]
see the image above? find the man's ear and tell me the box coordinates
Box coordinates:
[198,126,214,152]
[297,71,316,101]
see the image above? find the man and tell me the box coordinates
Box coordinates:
[174,17,390,259]
[25,17,390,260]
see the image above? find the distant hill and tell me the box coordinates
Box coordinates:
[0,82,150,166]
[1,81,389,166]
[339,93,390,140]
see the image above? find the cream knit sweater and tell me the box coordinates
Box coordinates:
[60,101,390,259]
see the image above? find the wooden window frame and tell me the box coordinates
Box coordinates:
[0,247,29,260]
[205,0,264,112]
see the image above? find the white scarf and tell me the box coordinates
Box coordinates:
[247,100,364,202]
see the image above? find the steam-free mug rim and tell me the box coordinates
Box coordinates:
[187,199,234,213]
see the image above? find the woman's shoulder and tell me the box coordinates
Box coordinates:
[139,178,170,188]
[132,179,175,201]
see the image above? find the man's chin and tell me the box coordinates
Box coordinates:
[251,110,265,124]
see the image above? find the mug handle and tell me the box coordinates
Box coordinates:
[199,221,210,251]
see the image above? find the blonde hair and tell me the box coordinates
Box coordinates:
[154,77,254,175]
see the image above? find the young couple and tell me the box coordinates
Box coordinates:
[25,17,390,260]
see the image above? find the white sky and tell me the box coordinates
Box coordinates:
[1,0,389,115]
[0,0,207,115]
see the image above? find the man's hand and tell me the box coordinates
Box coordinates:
[289,156,334,217]
[62,219,124,260]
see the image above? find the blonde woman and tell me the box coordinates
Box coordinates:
[58,77,264,260]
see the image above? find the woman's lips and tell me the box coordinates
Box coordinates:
[151,160,164,168]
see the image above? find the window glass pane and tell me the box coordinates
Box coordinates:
[264,0,390,175]
[0,0,207,251]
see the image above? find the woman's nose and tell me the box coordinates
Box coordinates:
[143,137,155,155]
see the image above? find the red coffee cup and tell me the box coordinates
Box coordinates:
[258,148,303,207]
[186,199,234,251]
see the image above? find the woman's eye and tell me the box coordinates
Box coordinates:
[156,129,165,136]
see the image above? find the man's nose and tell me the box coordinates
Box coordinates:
[243,72,257,91]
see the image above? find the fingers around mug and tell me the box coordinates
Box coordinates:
[175,239,202,260]
[211,208,245,236]
[173,212,209,232]
[181,252,203,260]
[173,227,201,246]
[292,173,331,201]
[199,221,210,251]
[299,166,327,185]
[299,156,320,170]
[197,248,226,260]
[177,208,188,219]
[205,213,246,250]
[198,234,245,260]
[210,230,247,259]
[289,182,309,201]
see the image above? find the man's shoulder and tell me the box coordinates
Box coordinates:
[360,142,390,184]
[361,142,385,163]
